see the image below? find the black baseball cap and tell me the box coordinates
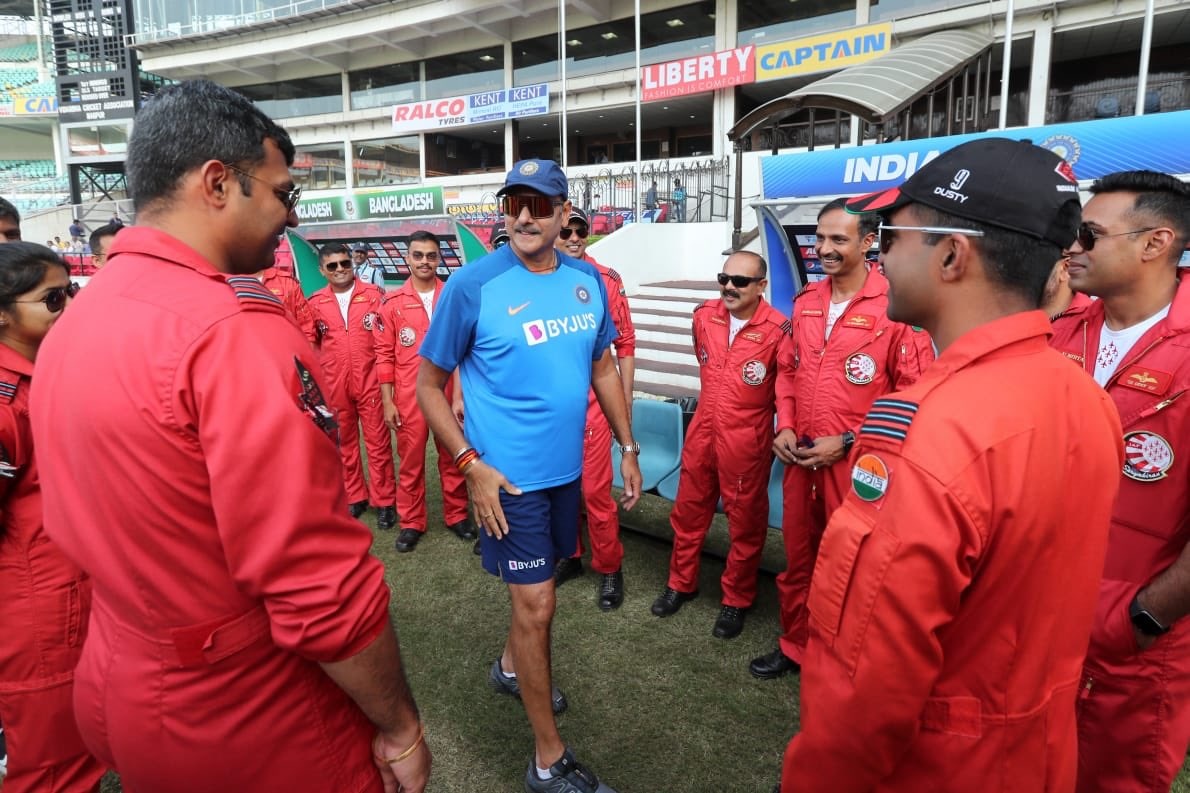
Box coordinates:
[566,206,589,227]
[490,227,510,247]
[846,138,1083,249]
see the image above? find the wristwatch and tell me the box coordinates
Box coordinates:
[1129,594,1170,637]
[619,441,641,455]
[841,430,856,456]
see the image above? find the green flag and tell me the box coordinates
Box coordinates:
[286,229,327,298]
[455,220,491,264]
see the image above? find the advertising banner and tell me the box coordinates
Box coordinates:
[641,46,756,102]
[391,84,549,134]
[760,111,1190,199]
[295,185,446,223]
[755,22,892,82]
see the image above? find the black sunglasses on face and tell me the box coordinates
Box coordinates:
[717,272,763,288]
[222,162,303,212]
[1076,222,1156,252]
[559,227,589,241]
[323,260,353,272]
[501,194,561,219]
[12,281,81,313]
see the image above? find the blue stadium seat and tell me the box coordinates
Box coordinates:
[656,466,680,501]
[767,458,784,530]
[612,398,684,492]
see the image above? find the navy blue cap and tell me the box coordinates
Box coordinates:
[497,159,568,199]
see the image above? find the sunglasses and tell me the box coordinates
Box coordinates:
[501,194,562,219]
[717,272,764,288]
[11,281,80,313]
[323,260,353,272]
[559,227,589,241]
[877,224,986,254]
[1075,223,1156,251]
[222,162,303,212]
[408,251,441,262]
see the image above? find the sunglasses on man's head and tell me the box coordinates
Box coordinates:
[717,272,763,288]
[323,260,353,272]
[559,227,589,241]
[11,281,80,313]
[501,194,562,219]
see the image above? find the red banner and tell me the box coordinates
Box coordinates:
[640,46,756,102]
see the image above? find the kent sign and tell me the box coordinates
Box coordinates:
[392,84,549,134]
[295,185,446,223]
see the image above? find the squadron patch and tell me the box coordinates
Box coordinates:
[845,352,877,385]
[294,357,338,442]
[698,347,709,365]
[1123,431,1174,482]
[362,312,378,331]
[741,360,767,386]
[399,326,417,347]
[851,454,889,501]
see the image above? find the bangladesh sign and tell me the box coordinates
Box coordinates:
[295,186,446,223]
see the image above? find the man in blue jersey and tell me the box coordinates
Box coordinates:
[418,159,640,793]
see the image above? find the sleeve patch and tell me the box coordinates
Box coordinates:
[226,276,286,314]
[859,398,919,444]
[294,357,338,442]
[0,380,16,404]
[606,267,623,283]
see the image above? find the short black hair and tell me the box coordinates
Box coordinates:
[911,205,1060,308]
[0,242,69,308]
[89,222,121,252]
[0,197,20,225]
[1091,170,1190,264]
[126,79,295,213]
[819,197,879,239]
[318,242,352,262]
[408,230,440,247]
[730,250,768,279]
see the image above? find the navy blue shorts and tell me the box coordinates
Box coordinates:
[480,478,581,585]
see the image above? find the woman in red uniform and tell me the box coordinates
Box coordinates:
[0,242,104,792]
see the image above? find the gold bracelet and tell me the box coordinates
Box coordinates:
[376,723,424,764]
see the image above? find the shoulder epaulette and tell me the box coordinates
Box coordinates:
[794,283,813,300]
[226,276,286,313]
[606,267,622,283]
[694,300,713,314]
[0,378,16,404]
[860,397,919,444]
[779,319,792,336]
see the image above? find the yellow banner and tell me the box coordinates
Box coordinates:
[755,22,892,82]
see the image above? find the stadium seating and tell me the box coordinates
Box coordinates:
[612,398,684,492]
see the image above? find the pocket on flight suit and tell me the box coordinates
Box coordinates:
[807,500,900,677]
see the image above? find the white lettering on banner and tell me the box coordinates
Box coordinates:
[368,192,436,216]
[641,46,755,102]
[508,85,546,102]
[843,151,941,185]
[393,98,466,123]
[296,201,335,220]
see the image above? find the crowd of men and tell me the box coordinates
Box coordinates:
[0,75,1189,793]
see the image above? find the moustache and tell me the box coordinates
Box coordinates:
[513,225,540,235]
[722,289,741,299]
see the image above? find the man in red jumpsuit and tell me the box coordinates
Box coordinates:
[28,79,430,793]
[751,198,934,680]
[781,138,1123,792]
[552,206,636,610]
[309,242,397,529]
[1050,170,1190,792]
[651,250,789,639]
[375,229,473,553]
[259,263,316,342]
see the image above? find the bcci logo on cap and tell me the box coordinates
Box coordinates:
[519,161,540,176]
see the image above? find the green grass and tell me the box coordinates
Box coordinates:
[98,446,1190,792]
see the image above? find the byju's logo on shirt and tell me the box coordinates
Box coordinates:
[522,313,598,346]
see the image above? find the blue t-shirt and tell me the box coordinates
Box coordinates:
[420,245,615,492]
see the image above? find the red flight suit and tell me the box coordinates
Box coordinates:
[1050,291,1093,325]
[667,298,789,607]
[260,265,316,342]
[310,280,396,509]
[374,278,468,532]
[1051,277,1190,792]
[784,311,1123,793]
[572,257,636,573]
[0,343,105,792]
[775,268,934,663]
[29,227,393,793]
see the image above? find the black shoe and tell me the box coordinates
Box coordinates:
[554,557,584,587]
[524,747,617,792]
[597,571,624,611]
[749,647,799,680]
[375,506,396,531]
[395,528,422,553]
[489,659,568,714]
[473,538,482,555]
[650,587,698,617]
[712,605,746,639]
[447,518,478,541]
[348,500,369,519]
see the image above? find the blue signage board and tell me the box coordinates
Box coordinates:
[761,111,1190,199]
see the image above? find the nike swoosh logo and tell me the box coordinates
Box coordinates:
[507,301,531,316]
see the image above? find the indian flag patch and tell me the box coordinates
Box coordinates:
[851,453,890,501]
